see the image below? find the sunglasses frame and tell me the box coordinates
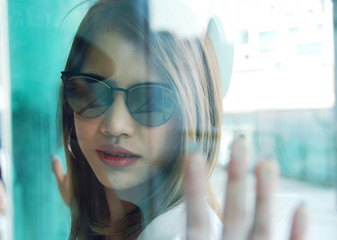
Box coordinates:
[61,71,177,127]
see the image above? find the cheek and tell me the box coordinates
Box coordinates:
[143,118,181,165]
[73,114,101,146]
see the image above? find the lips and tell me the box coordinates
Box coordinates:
[96,145,140,168]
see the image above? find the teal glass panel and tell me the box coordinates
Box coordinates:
[7,1,82,239]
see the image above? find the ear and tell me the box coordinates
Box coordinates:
[207,16,234,98]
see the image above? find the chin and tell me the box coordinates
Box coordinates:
[109,180,142,190]
[105,171,152,190]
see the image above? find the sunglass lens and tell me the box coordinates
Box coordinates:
[64,77,111,118]
[127,86,176,127]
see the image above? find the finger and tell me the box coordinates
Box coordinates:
[51,154,70,206]
[223,137,249,240]
[184,151,209,240]
[290,204,308,240]
[250,160,279,240]
[51,154,66,182]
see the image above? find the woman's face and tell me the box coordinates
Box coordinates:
[73,32,180,190]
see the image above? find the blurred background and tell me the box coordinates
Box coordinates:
[0,0,337,239]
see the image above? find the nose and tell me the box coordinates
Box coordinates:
[99,93,135,137]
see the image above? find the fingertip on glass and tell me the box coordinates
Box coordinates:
[294,202,308,227]
[51,154,58,162]
[256,159,279,184]
[231,139,247,160]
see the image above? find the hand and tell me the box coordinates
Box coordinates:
[51,154,70,207]
[184,138,308,240]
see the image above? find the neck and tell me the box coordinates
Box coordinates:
[104,188,141,240]
[104,188,130,223]
[117,172,166,209]
[105,172,166,223]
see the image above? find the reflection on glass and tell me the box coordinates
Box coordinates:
[5,0,337,239]
[56,0,226,239]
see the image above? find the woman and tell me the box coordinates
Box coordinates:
[53,0,307,239]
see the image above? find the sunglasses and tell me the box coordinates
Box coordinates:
[61,72,177,127]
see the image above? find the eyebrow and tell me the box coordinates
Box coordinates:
[79,72,110,81]
[78,72,159,89]
[76,72,120,87]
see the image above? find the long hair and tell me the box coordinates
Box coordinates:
[60,0,223,239]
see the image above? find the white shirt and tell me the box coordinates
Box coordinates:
[137,202,223,240]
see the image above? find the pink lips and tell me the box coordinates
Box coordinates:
[96,145,140,168]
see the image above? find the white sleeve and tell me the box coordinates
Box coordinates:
[137,202,222,240]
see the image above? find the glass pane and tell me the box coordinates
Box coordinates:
[4,0,337,239]
[222,0,337,239]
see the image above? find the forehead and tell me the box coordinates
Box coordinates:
[81,32,156,85]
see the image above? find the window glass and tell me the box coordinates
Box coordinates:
[259,31,278,53]
[2,0,337,239]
